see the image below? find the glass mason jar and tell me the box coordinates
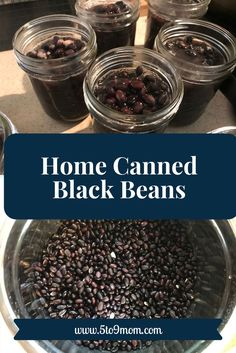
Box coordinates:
[13,15,97,122]
[155,20,236,126]
[144,0,211,49]
[0,219,236,353]
[83,47,183,133]
[75,0,140,56]
[0,112,17,175]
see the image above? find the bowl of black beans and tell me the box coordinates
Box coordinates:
[0,219,236,353]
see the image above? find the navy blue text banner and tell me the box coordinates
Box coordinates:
[14,319,222,340]
[4,133,236,219]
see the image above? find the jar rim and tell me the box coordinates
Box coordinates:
[148,0,211,8]
[13,14,97,78]
[209,126,236,135]
[75,0,140,28]
[155,19,236,82]
[0,112,17,137]
[75,0,140,17]
[84,46,184,132]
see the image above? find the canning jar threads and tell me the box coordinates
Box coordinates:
[155,19,236,125]
[13,15,97,122]
[144,0,211,49]
[84,47,183,133]
[75,0,140,56]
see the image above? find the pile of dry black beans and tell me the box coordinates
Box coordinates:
[21,220,198,351]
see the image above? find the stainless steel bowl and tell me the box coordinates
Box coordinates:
[0,219,236,353]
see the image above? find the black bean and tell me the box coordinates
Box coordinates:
[65,49,75,56]
[142,94,156,106]
[106,87,115,96]
[116,79,130,90]
[77,281,84,288]
[115,90,127,103]
[144,74,156,83]
[37,49,47,59]
[57,305,66,310]
[64,249,71,257]
[97,302,104,311]
[59,309,67,317]
[141,264,149,271]
[136,66,144,76]
[132,310,139,317]
[97,291,103,300]
[50,266,57,273]
[130,79,144,90]
[121,296,126,305]
[79,308,85,316]
[110,283,116,291]
[121,107,132,115]
[186,36,193,44]
[133,101,143,114]
[158,92,169,106]
[27,50,37,58]
[95,271,101,279]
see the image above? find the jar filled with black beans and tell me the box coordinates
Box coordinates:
[75,0,140,56]
[13,15,97,122]
[144,0,211,49]
[83,47,183,133]
[155,19,236,125]
[20,220,199,351]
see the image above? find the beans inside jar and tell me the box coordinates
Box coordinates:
[94,66,171,115]
[27,35,86,59]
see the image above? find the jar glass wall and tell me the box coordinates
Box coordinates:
[144,0,211,49]
[210,126,236,135]
[75,0,140,56]
[0,112,17,175]
[155,20,236,126]
[13,15,97,122]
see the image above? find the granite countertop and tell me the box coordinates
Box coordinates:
[0,16,235,134]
